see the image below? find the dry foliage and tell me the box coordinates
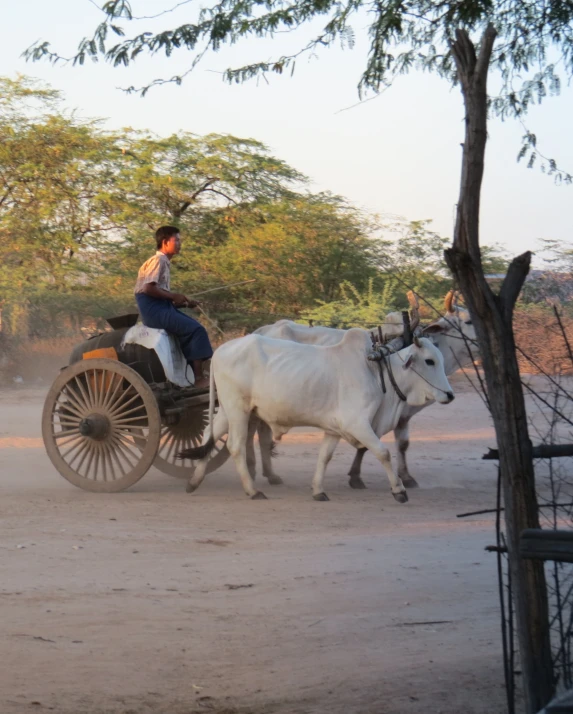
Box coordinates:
[513,308,573,376]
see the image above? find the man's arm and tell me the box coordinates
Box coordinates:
[141,282,199,308]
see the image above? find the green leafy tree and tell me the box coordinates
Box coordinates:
[177,196,379,317]
[304,222,510,324]
[375,219,452,305]
[106,130,305,224]
[301,278,398,328]
[480,243,511,275]
[0,77,122,335]
[90,131,309,304]
[0,76,383,334]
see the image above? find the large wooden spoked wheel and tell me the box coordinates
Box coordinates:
[42,359,161,492]
[143,405,230,479]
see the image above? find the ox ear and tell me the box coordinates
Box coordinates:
[402,353,414,370]
[423,322,446,335]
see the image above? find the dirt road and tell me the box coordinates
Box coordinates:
[0,383,508,714]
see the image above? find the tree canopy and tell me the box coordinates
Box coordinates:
[24,0,573,180]
[0,74,560,342]
[0,75,395,336]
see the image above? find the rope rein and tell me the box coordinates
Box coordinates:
[380,350,408,402]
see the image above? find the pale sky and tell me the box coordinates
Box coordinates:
[2,0,572,263]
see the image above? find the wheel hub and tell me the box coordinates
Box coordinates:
[79,414,110,440]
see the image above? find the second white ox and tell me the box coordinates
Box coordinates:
[180,331,454,501]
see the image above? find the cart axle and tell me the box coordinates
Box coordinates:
[79,414,110,440]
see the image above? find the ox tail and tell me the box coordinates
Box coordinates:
[178,436,215,461]
[177,363,217,461]
[207,360,215,442]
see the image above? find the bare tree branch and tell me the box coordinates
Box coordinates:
[475,24,498,81]
[499,250,532,315]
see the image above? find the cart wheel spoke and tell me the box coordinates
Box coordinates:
[165,434,178,463]
[73,376,93,412]
[111,433,138,466]
[101,373,123,411]
[109,437,132,472]
[54,430,82,443]
[97,369,107,408]
[93,447,101,481]
[63,385,88,417]
[75,441,92,476]
[67,440,89,469]
[57,400,85,421]
[59,436,85,459]
[137,404,229,479]
[109,390,141,418]
[83,444,96,480]
[108,446,126,480]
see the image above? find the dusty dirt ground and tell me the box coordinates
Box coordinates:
[0,375,514,714]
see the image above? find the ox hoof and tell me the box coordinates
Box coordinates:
[186,481,199,494]
[251,491,268,500]
[313,492,330,502]
[392,490,409,504]
[348,476,367,490]
[266,475,284,486]
[401,477,419,489]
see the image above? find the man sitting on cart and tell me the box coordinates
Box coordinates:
[135,225,213,389]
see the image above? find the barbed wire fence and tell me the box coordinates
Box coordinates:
[456,304,573,713]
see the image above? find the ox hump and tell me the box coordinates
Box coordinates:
[337,328,372,351]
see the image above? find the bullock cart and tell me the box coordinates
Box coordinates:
[41,314,228,492]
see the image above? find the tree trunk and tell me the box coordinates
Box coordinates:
[445,26,554,714]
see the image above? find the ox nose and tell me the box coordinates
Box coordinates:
[445,391,455,403]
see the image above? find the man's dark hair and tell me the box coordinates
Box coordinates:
[155,225,180,249]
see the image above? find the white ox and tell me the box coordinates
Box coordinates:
[180,331,454,501]
[254,310,405,343]
[251,292,477,489]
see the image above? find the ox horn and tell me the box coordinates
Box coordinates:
[407,291,420,332]
[444,289,456,314]
[407,290,419,309]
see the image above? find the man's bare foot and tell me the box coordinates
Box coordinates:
[194,376,210,389]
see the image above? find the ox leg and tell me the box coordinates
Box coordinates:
[352,425,408,504]
[186,410,229,493]
[311,433,340,501]
[395,416,419,489]
[227,412,267,500]
[347,447,367,489]
[258,420,283,485]
[246,416,258,481]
